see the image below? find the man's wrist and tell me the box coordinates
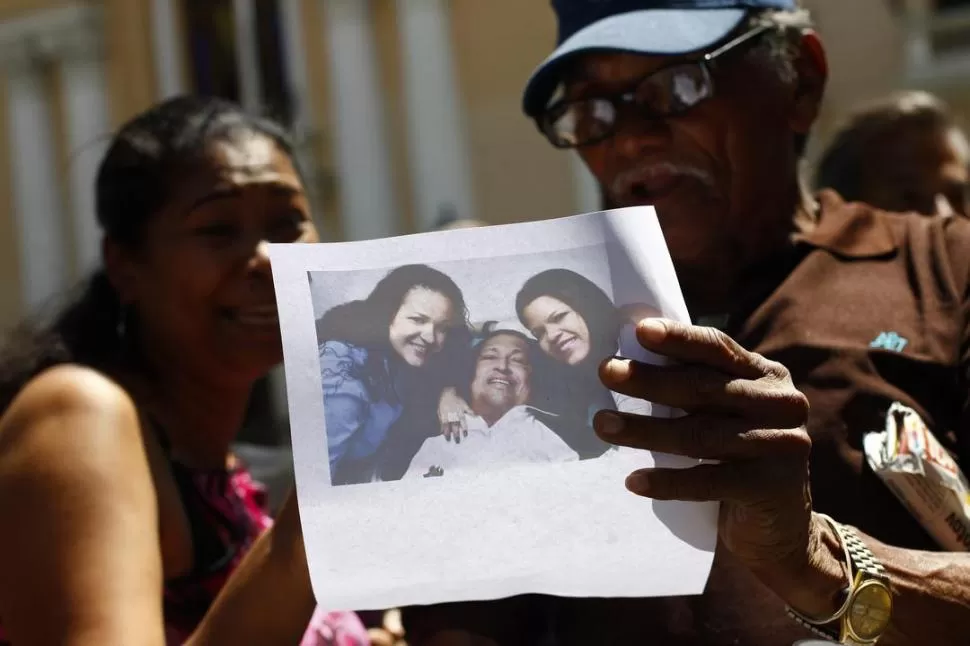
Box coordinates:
[756,513,849,620]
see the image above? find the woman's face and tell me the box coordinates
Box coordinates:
[388,287,454,368]
[521,296,591,366]
[110,132,318,383]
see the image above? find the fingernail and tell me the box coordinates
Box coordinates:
[626,470,652,494]
[638,318,667,344]
[602,357,632,382]
[596,411,624,435]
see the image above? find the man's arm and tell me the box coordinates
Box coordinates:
[783,518,970,645]
[597,319,970,646]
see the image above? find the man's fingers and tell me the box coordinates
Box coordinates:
[599,359,809,427]
[636,319,767,379]
[593,411,811,461]
[624,461,759,502]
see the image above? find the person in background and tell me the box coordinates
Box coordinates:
[404,0,970,644]
[316,264,472,484]
[0,96,369,646]
[815,90,969,217]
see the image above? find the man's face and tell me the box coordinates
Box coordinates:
[564,44,822,299]
[860,125,970,218]
[470,333,532,422]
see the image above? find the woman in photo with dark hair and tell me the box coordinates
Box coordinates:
[515,268,659,457]
[0,96,370,645]
[316,264,471,485]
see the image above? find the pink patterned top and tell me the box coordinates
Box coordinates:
[0,459,369,646]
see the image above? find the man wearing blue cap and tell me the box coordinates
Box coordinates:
[404,1,970,645]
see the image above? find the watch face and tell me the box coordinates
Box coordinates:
[847,581,893,641]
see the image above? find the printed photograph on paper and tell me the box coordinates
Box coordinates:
[309,247,661,486]
[269,209,717,611]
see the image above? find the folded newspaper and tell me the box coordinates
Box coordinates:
[863,402,970,551]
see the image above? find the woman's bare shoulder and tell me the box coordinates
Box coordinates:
[0,364,141,459]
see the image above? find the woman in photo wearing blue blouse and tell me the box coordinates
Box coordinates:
[315,264,470,484]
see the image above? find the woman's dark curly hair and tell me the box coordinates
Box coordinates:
[0,95,298,413]
[315,264,471,401]
[515,268,620,371]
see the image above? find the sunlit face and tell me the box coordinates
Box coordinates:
[860,125,969,218]
[563,41,825,308]
[114,132,318,383]
[521,296,591,366]
[388,287,454,367]
[470,333,532,421]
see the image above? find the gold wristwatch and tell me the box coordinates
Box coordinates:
[787,514,894,645]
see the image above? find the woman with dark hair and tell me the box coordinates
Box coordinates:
[0,96,369,645]
[316,264,471,484]
[515,268,659,457]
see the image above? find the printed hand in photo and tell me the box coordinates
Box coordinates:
[438,387,473,443]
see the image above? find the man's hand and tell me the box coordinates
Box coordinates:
[594,318,839,609]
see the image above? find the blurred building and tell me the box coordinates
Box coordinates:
[804,0,970,159]
[0,0,967,331]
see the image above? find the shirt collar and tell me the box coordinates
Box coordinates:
[794,189,898,259]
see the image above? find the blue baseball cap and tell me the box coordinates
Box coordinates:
[522,0,798,116]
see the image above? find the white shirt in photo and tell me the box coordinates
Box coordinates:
[404,405,579,478]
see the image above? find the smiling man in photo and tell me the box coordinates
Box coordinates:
[405,323,578,478]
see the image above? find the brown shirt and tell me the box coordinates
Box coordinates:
[402,191,970,646]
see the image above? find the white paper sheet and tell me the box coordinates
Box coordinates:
[269,207,718,612]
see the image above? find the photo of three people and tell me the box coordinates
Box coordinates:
[311,253,659,486]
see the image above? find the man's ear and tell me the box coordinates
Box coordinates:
[789,30,828,138]
[102,238,138,305]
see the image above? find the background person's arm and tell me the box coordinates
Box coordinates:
[186,489,316,646]
[0,366,166,646]
[0,366,319,646]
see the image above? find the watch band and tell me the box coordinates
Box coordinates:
[787,514,892,645]
[788,610,842,642]
[786,514,852,641]
[842,524,888,580]
[838,525,893,645]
